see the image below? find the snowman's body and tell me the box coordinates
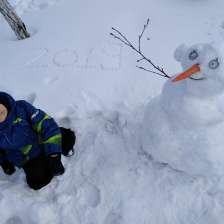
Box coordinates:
[142,43,224,177]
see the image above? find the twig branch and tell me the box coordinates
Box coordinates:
[110,32,130,48]
[110,19,171,79]
[111,27,132,47]
[137,57,145,62]
[136,66,167,78]
[139,18,149,52]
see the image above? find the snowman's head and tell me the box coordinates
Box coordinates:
[173,43,224,97]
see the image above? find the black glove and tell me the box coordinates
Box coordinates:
[60,127,76,156]
[1,160,15,175]
[48,153,65,176]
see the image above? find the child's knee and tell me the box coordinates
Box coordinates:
[26,176,52,190]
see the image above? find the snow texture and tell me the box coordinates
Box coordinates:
[1,0,224,223]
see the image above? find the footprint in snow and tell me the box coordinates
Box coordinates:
[104,211,123,224]
[104,111,127,134]
[4,216,23,224]
[78,182,101,208]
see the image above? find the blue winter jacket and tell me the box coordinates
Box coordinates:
[0,92,62,167]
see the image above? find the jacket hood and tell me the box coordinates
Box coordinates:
[0,92,16,131]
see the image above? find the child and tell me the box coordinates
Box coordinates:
[0,92,76,190]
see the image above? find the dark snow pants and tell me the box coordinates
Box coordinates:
[23,127,75,190]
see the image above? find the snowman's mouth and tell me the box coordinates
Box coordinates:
[189,76,205,81]
[188,72,205,80]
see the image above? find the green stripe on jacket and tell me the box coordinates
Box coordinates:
[43,134,62,145]
[33,114,51,133]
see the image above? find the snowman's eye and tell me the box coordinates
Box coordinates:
[208,58,219,69]
[189,50,199,60]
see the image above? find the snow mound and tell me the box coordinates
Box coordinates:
[1,96,224,223]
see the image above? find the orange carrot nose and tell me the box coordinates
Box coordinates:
[172,64,201,83]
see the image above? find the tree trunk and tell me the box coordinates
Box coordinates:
[0,0,30,40]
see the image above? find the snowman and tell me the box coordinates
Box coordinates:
[142,42,224,177]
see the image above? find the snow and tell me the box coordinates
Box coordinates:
[1,0,224,223]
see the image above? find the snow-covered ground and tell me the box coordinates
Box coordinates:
[1,0,224,223]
